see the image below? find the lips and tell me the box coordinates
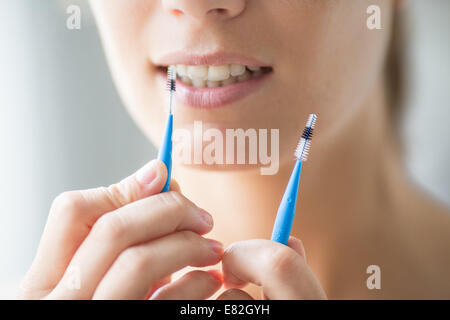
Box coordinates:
[154,52,273,109]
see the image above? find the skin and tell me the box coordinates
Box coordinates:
[20,0,450,299]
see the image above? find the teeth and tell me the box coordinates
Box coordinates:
[207,80,221,88]
[237,70,251,82]
[208,65,230,81]
[172,64,267,87]
[247,66,261,72]
[176,65,188,77]
[192,78,206,88]
[181,76,192,86]
[221,76,237,86]
[187,65,208,80]
[230,64,246,76]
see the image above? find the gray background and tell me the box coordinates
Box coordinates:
[0,1,449,297]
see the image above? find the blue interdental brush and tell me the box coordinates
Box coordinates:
[158,66,176,192]
[271,114,317,245]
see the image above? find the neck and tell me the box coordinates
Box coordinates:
[173,78,403,287]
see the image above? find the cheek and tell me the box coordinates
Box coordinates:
[91,0,166,144]
[271,0,393,136]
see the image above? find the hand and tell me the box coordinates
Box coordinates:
[218,237,327,300]
[18,160,223,300]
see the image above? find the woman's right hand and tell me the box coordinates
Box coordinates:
[18,160,223,300]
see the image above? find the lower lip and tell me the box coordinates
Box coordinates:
[157,71,272,109]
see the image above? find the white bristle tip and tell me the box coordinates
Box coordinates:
[294,114,317,162]
[306,114,317,128]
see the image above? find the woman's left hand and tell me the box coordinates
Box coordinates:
[218,237,327,300]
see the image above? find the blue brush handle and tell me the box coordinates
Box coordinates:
[158,114,173,193]
[271,160,303,245]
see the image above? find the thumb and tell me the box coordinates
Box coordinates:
[287,236,307,263]
[68,159,168,224]
[99,159,168,208]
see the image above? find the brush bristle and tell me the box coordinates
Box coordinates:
[166,66,176,114]
[294,114,317,162]
[167,66,176,92]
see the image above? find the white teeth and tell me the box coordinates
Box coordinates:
[247,66,261,72]
[187,65,208,80]
[207,80,221,88]
[176,65,188,77]
[181,76,192,86]
[173,64,267,87]
[208,65,230,81]
[237,70,251,82]
[192,78,206,88]
[230,64,246,77]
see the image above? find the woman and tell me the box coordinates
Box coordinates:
[19,0,450,299]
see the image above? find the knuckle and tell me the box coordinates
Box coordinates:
[154,191,194,221]
[116,246,150,274]
[269,247,300,277]
[50,191,84,219]
[158,191,188,211]
[91,213,126,242]
[102,182,133,208]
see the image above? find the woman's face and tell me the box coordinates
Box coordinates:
[90,0,394,169]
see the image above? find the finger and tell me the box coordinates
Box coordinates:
[213,238,308,291]
[222,239,326,300]
[92,232,223,299]
[146,275,172,299]
[287,236,307,263]
[49,192,214,299]
[169,178,181,193]
[22,160,167,295]
[217,289,254,300]
[150,270,222,300]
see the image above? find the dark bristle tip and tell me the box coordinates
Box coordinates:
[167,79,176,92]
[301,127,314,140]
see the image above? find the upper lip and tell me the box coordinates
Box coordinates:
[153,51,270,67]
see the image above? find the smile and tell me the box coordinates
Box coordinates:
[172,64,272,88]
[155,52,273,109]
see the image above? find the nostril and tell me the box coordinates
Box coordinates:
[208,8,228,16]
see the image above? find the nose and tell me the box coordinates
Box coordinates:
[163,0,246,22]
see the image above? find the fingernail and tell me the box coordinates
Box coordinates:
[198,209,213,227]
[207,239,223,255]
[136,160,159,185]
